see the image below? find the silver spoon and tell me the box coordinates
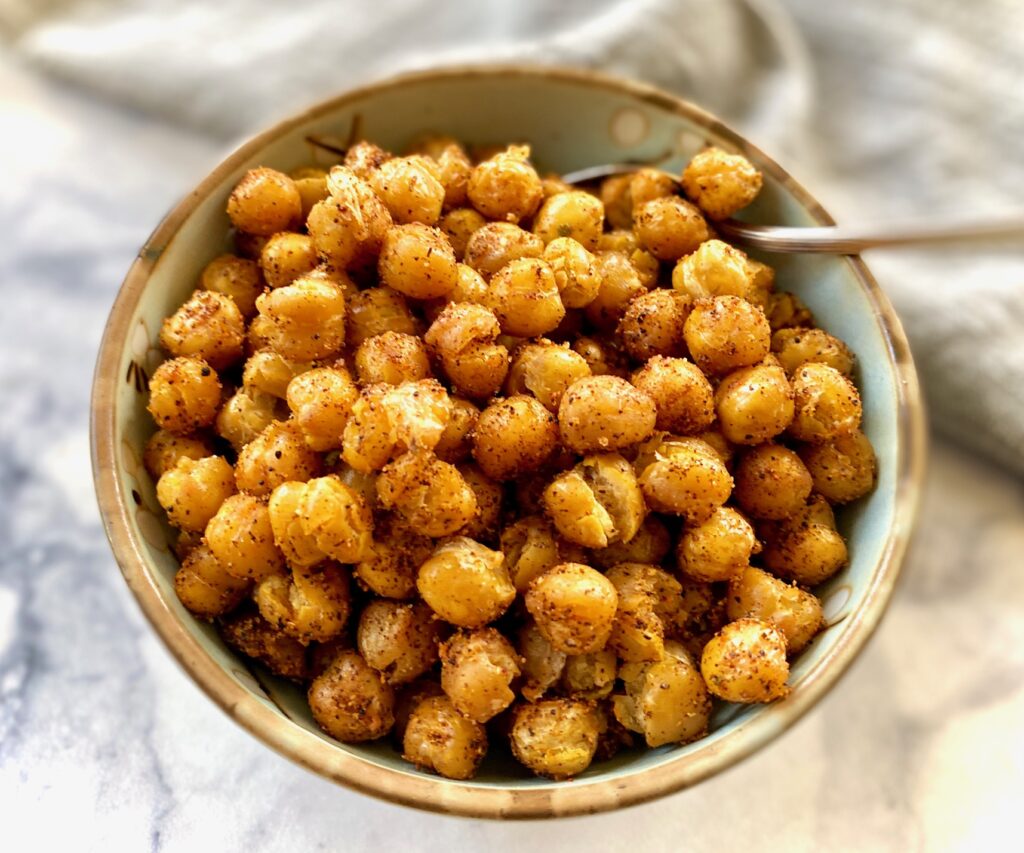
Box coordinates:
[561,163,1024,254]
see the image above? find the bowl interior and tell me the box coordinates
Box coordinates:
[99,68,916,813]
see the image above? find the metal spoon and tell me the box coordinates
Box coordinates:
[561,163,1024,254]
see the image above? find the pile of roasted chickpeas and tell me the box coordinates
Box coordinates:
[146,135,876,781]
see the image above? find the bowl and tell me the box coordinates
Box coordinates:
[92,65,925,818]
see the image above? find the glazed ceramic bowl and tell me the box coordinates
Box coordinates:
[92,66,925,819]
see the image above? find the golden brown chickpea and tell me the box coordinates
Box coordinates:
[525,562,618,655]
[467,144,543,222]
[714,356,795,445]
[472,395,558,481]
[267,480,326,568]
[531,190,604,250]
[571,336,629,378]
[429,142,473,209]
[290,166,329,220]
[617,289,690,362]
[204,492,284,581]
[254,273,347,360]
[378,452,478,538]
[765,290,814,331]
[173,543,250,618]
[221,610,307,680]
[403,695,487,780]
[543,237,602,309]
[354,332,431,386]
[733,443,813,520]
[799,429,877,504]
[392,679,445,743]
[308,650,395,742]
[636,435,733,522]
[424,302,510,400]
[308,166,392,269]
[605,562,683,662]
[439,207,487,260]
[227,167,302,236]
[633,196,710,261]
[377,223,458,300]
[684,295,771,376]
[600,173,634,230]
[235,420,320,496]
[682,146,763,221]
[369,155,446,226]
[671,239,759,302]
[585,252,647,331]
[256,563,351,644]
[456,462,504,540]
[297,474,375,563]
[727,566,823,654]
[143,429,214,479]
[156,455,235,532]
[216,386,280,452]
[159,290,245,370]
[258,232,318,289]
[200,254,264,318]
[499,516,560,593]
[562,649,617,699]
[505,339,591,412]
[148,357,222,435]
[772,327,855,377]
[762,495,848,585]
[483,258,564,337]
[464,222,544,279]
[631,167,678,206]
[590,516,671,570]
[510,699,601,780]
[354,513,433,599]
[433,397,479,463]
[440,628,520,722]
[677,506,756,582]
[172,528,205,562]
[357,600,440,684]
[541,173,574,197]
[788,362,863,442]
[417,536,515,627]
[518,622,568,701]
[345,287,419,348]
[631,356,715,435]
[700,617,789,703]
[241,349,313,399]
[558,375,657,454]
[343,140,391,180]
[285,366,359,451]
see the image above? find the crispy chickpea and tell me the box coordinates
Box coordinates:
[438,207,486,260]
[715,356,795,445]
[241,350,313,399]
[788,362,863,442]
[733,443,813,520]
[354,514,433,599]
[235,421,320,495]
[255,273,346,360]
[799,429,877,504]
[200,254,264,318]
[467,144,543,222]
[308,650,395,742]
[636,435,733,522]
[221,611,307,680]
[505,340,591,412]
[562,649,617,699]
[354,332,431,386]
[632,196,709,261]
[346,287,419,348]
[290,166,329,220]
[156,455,235,532]
[590,516,671,570]
[472,395,558,481]
[143,429,214,479]
[558,375,656,454]
[684,295,771,375]
[216,386,280,452]
[525,562,617,655]
[378,452,478,537]
[308,166,392,269]
[518,622,568,701]
[543,237,602,309]
[728,566,823,655]
[765,290,814,331]
[682,146,763,221]
[433,397,479,463]
[630,168,676,206]
[700,617,789,703]
[159,290,245,370]
[600,173,633,230]
[417,537,515,627]
[531,190,604,250]
[205,492,284,580]
[677,506,756,582]
[510,699,601,780]
[631,356,715,435]
[605,562,683,662]
[267,480,325,568]
[297,475,375,563]
[370,155,446,225]
[571,336,629,378]
[464,222,544,279]
[499,517,562,594]
[617,289,690,362]
[456,462,504,540]
[772,327,855,377]
[429,142,473,209]
[377,223,458,300]
[440,628,520,722]
[173,543,249,618]
[227,167,301,235]
[585,252,647,331]
[256,563,351,643]
[357,600,440,684]
[343,140,391,180]
[762,495,848,585]
[286,366,359,451]
[258,232,318,288]
[403,695,487,780]
[672,239,759,302]
[424,302,510,400]
[483,258,564,337]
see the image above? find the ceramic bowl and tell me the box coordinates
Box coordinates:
[92,65,925,818]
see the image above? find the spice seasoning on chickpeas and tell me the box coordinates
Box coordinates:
[147,140,876,780]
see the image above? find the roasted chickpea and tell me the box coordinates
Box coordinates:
[424,302,510,399]
[635,435,733,522]
[585,251,647,331]
[467,144,543,222]
[590,516,671,570]
[562,649,617,699]
[159,290,245,371]
[256,563,351,643]
[283,366,358,452]
[617,289,691,362]
[221,611,307,680]
[440,628,520,722]
[308,166,392,269]
[370,155,446,225]
[677,506,756,582]
[433,397,479,463]
[799,429,877,504]
[600,173,633,230]
[258,231,318,289]
[297,475,375,563]
[241,349,312,399]
[403,695,487,780]
[439,207,487,260]
[681,146,763,221]
[629,168,677,207]
[308,650,395,742]
[464,222,544,279]
[456,462,504,540]
[605,562,683,663]
[377,223,458,300]
[227,167,301,235]
[290,166,329,220]
[733,443,813,520]
[343,140,391,180]
[510,699,601,779]
[518,622,568,701]
[357,600,440,684]
[430,142,473,209]
[684,295,771,375]
[632,196,709,261]
[498,515,561,593]
[762,495,848,585]
[143,429,214,479]
[173,543,249,618]
[254,273,346,360]
[417,537,515,627]
[472,395,558,481]
[216,386,280,452]
[267,480,325,568]
[525,562,618,655]
[543,237,602,309]
[378,452,478,537]
[200,254,264,318]
[354,513,433,599]
[346,287,419,348]
[505,339,591,412]
[715,356,795,445]
[765,290,814,331]
[631,356,715,435]
[531,190,604,250]
[483,258,564,337]
[205,493,284,580]
[353,332,430,386]
[571,336,629,378]
[558,375,657,454]
[788,362,863,442]
[672,239,759,302]
[772,327,855,377]
[700,617,789,703]
[234,421,320,496]
[156,455,235,532]
[728,566,823,654]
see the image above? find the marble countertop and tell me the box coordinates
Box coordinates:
[2,53,1023,853]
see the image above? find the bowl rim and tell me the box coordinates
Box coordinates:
[91,63,926,819]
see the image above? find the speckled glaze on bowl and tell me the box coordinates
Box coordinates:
[92,66,925,819]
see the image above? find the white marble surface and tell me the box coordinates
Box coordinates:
[2,44,1024,853]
